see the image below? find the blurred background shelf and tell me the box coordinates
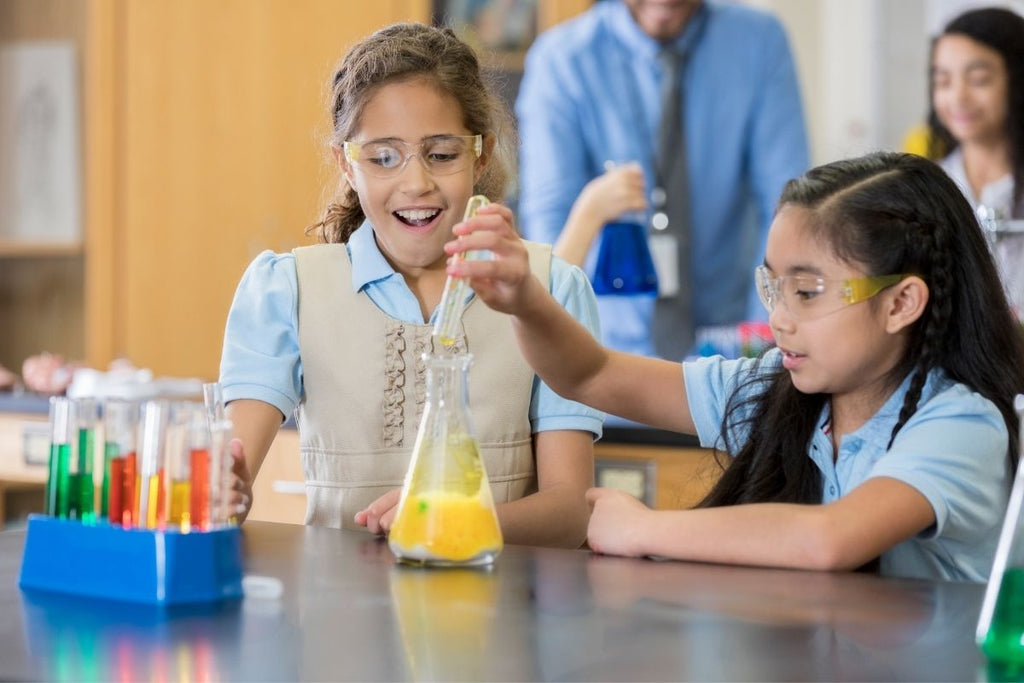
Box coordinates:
[0,240,83,258]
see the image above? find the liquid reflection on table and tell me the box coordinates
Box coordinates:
[0,521,989,681]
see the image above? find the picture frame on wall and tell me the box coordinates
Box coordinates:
[0,41,81,244]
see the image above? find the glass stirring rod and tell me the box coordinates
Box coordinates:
[433,195,492,349]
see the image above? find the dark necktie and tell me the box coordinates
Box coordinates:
[652,47,692,360]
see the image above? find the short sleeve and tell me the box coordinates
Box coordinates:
[529,256,605,437]
[868,385,1009,542]
[219,250,303,419]
[683,349,780,451]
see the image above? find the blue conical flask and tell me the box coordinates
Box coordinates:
[592,209,659,296]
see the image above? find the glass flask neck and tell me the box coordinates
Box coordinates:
[424,353,473,408]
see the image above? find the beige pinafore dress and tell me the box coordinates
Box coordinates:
[293,241,551,529]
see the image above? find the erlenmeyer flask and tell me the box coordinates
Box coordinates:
[977,394,1024,676]
[592,209,659,296]
[389,353,503,566]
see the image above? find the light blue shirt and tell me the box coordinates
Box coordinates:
[515,0,809,358]
[219,222,605,437]
[684,349,1011,582]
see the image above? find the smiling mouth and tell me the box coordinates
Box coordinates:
[394,208,440,227]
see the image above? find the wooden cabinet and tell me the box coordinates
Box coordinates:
[0,412,48,528]
[0,1,89,373]
[248,427,305,525]
[2,0,595,382]
[594,442,721,510]
[2,1,434,379]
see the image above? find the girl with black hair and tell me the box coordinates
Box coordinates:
[929,6,1024,219]
[448,151,1024,581]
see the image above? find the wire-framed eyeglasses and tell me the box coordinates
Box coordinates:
[755,265,911,321]
[342,134,482,179]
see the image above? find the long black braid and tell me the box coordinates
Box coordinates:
[887,219,953,448]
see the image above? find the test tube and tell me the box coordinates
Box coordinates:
[102,399,137,526]
[203,382,225,424]
[137,400,169,530]
[164,402,194,532]
[432,195,492,349]
[44,397,73,518]
[188,405,212,532]
[208,418,235,527]
[73,398,99,524]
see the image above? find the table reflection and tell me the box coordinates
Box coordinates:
[19,590,241,681]
[389,565,499,681]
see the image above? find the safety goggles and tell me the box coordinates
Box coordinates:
[342,134,482,178]
[755,265,910,321]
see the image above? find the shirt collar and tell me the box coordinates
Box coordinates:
[822,367,949,444]
[943,148,1014,211]
[348,220,399,292]
[604,0,711,62]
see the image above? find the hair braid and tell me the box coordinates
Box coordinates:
[887,219,953,448]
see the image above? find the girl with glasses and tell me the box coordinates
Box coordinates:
[447,151,1024,580]
[217,23,603,547]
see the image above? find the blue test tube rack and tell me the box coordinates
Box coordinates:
[18,515,243,605]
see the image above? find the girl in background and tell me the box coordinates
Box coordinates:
[218,23,602,546]
[929,7,1024,218]
[448,151,1024,581]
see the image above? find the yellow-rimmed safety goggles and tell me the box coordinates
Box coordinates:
[755,265,911,321]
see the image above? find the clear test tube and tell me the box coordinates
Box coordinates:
[164,402,195,532]
[432,195,492,349]
[73,398,99,524]
[137,400,169,530]
[203,382,225,425]
[45,397,73,518]
[208,418,235,527]
[102,399,138,526]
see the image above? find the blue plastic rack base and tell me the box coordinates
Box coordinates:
[18,514,243,605]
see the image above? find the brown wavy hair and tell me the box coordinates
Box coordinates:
[308,23,516,244]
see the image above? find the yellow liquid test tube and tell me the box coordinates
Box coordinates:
[433,195,491,349]
[169,479,191,532]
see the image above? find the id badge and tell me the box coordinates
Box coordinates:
[649,233,679,298]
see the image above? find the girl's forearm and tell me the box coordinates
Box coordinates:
[637,504,844,570]
[555,203,604,267]
[497,487,590,548]
[510,276,608,406]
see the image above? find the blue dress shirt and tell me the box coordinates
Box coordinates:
[219,222,605,437]
[684,349,1011,582]
[515,0,809,357]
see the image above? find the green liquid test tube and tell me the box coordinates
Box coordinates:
[44,397,72,517]
[75,398,98,524]
[432,195,491,349]
[101,441,117,518]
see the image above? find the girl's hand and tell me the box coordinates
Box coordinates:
[227,438,254,522]
[444,203,542,316]
[575,163,646,227]
[355,488,401,535]
[586,487,653,558]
